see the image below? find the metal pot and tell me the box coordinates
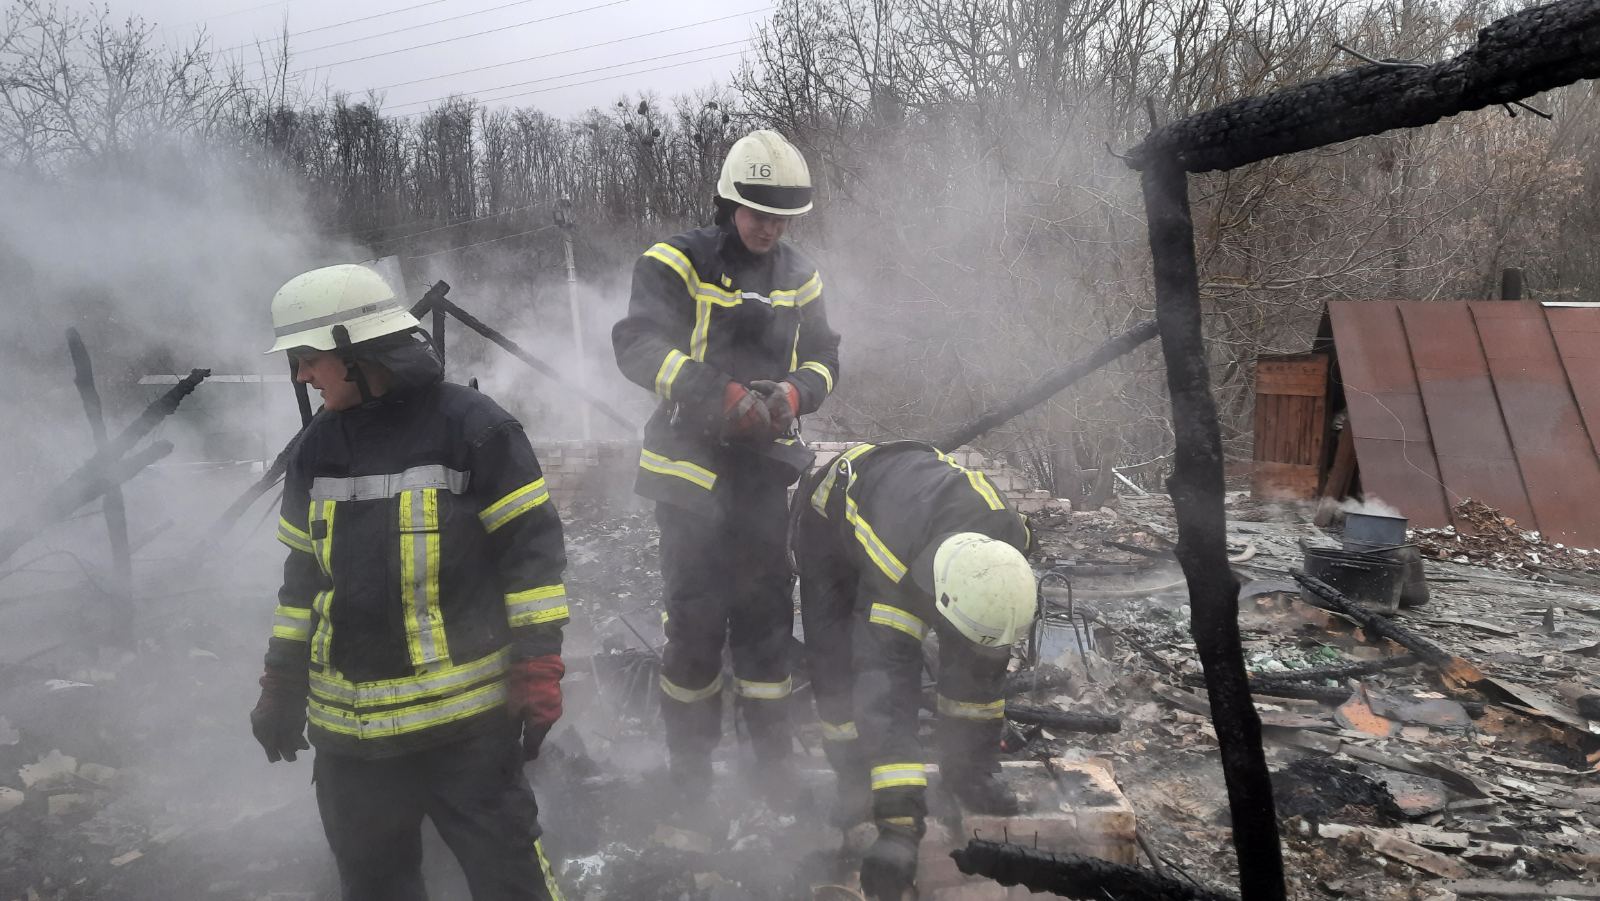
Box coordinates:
[1302,545,1403,613]
[1343,512,1408,551]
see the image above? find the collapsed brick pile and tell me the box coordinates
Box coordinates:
[1410,499,1600,576]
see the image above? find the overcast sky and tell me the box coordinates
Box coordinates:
[94,0,763,118]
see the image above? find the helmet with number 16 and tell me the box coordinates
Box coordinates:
[716,129,813,217]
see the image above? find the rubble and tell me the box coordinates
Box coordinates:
[1412,500,1600,578]
[4,477,1599,900]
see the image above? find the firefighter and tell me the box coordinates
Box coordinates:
[248,264,568,901]
[612,129,841,802]
[794,441,1037,900]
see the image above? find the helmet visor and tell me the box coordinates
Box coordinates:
[735,182,813,213]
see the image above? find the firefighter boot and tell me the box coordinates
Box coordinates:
[742,696,804,809]
[661,686,721,802]
[822,736,871,828]
[938,719,1019,815]
[944,764,1021,815]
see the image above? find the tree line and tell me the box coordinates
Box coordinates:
[2,0,1594,498]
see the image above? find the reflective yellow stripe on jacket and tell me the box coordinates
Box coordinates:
[309,676,507,740]
[934,449,1005,511]
[308,499,336,667]
[655,349,689,399]
[399,488,449,666]
[277,518,312,553]
[310,648,508,709]
[479,478,550,534]
[272,605,312,641]
[308,649,509,740]
[506,584,568,627]
[869,603,929,641]
[639,449,716,491]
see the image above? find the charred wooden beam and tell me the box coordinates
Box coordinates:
[200,425,308,553]
[66,329,132,620]
[1005,702,1121,734]
[1127,0,1600,172]
[934,320,1158,451]
[0,441,174,565]
[1143,157,1284,900]
[1290,571,1483,685]
[952,839,1236,901]
[96,369,211,469]
[411,281,632,429]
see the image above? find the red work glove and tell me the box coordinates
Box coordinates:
[721,381,772,440]
[250,666,310,763]
[749,380,800,437]
[508,655,564,760]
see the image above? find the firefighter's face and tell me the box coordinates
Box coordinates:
[733,206,789,254]
[292,350,363,411]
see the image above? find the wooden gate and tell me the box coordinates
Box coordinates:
[1252,353,1330,500]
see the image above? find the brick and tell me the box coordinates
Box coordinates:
[959,759,1137,865]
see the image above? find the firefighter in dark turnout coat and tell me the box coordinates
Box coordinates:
[795,441,1038,900]
[612,130,841,797]
[249,264,567,901]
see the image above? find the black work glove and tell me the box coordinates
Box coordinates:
[748,379,799,437]
[250,665,311,763]
[860,821,921,900]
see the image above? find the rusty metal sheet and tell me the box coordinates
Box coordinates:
[1398,303,1537,531]
[1327,302,1451,526]
[1544,307,1600,460]
[1469,303,1600,546]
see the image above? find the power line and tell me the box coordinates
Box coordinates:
[412,224,556,259]
[395,49,747,118]
[218,0,449,52]
[178,0,293,28]
[388,40,749,112]
[260,0,637,81]
[368,7,770,94]
[294,0,548,56]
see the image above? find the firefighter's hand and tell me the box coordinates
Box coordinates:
[749,379,799,437]
[508,655,564,760]
[721,382,772,440]
[250,667,310,763]
[860,824,920,900]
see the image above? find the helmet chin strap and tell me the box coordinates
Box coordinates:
[331,324,374,405]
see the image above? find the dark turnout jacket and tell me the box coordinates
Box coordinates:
[612,220,841,512]
[266,346,567,758]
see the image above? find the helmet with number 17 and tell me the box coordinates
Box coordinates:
[716,130,813,216]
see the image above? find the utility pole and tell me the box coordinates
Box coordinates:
[555,198,591,440]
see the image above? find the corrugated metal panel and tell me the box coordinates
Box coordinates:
[1545,307,1600,460]
[1327,301,1600,548]
[1470,302,1600,545]
[1397,303,1535,530]
[1327,302,1452,527]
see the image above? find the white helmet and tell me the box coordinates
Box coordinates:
[932,533,1037,650]
[717,129,813,216]
[265,263,419,354]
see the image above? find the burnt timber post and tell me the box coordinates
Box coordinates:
[1139,158,1285,900]
[66,329,134,630]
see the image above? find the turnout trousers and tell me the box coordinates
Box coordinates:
[796,489,1010,822]
[655,469,795,778]
[313,719,563,901]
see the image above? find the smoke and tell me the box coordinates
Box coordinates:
[0,147,375,894]
[1338,496,1403,518]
